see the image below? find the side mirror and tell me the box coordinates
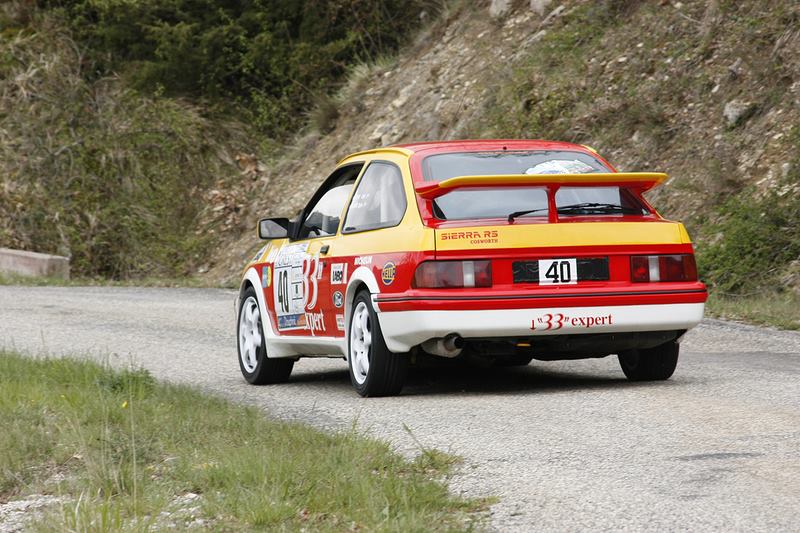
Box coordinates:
[257,218,289,240]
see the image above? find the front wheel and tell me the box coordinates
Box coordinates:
[618,340,679,381]
[238,287,294,384]
[348,291,408,397]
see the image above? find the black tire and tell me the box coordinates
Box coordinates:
[237,286,294,384]
[347,290,408,397]
[618,340,679,381]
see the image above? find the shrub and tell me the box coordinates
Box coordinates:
[0,21,251,278]
[44,0,439,138]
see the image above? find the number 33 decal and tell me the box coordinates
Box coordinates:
[302,255,319,310]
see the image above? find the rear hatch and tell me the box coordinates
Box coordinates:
[419,172,696,295]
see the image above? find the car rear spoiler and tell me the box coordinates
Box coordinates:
[414,172,668,199]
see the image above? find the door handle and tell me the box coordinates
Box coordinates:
[320,244,330,255]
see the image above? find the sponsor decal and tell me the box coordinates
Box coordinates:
[279,313,305,329]
[330,263,348,285]
[531,313,614,331]
[262,265,271,288]
[354,256,373,266]
[381,262,397,285]
[332,290,344,308]
[440,229,499,245]
[252,245,267,263]
[336,314,345,331]
[305,311,326,335]
[273,243,321,330]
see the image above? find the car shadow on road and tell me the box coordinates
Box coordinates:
[287,361,672,397]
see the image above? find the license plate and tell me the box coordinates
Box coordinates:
[538,258,578,285]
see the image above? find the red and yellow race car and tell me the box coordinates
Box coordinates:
[237,140,707,396]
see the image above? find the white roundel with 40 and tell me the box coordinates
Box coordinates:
[271,243,322,331]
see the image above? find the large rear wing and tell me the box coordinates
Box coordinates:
[414,172,668,199]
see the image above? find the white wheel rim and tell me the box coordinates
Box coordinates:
[349,301,372,385]
[238,296,262,373]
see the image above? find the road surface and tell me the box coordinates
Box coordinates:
[1,286,799,531]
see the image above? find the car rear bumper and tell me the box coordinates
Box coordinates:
[377,302,705,353]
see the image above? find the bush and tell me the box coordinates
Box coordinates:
[698,126,800,294]
[44,0,439,138]
[0,21,251,278]
[698,186,800,293]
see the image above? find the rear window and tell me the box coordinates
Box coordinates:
[434,187,548,221]
[422,150,610,182]
[556,187,649,216]
[433,186,649,221]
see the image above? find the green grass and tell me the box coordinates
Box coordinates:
[705,291,800,331]
[0,272,231,289]
[0,352,486,531]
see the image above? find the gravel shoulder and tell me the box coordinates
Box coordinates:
[1,286,799,531]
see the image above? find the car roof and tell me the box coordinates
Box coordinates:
[393,139,593,154]
[338,139,600,164]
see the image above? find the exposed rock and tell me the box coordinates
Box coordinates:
[541,5,567,26]
[0,495,65,532]
[489,0,512,18]
[723,100,756,127]
[530,0,553,16]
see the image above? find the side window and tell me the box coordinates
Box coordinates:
[343,162,407,233]
[297,164,362,240]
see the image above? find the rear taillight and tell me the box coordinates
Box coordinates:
[413,260,492,288]
[631,254,697,282]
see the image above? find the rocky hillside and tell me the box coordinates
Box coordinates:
[2,1,798,296]
[205,0,800,296]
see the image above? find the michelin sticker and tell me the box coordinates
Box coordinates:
[333,290,344,308]
[336,314,345,331]
[273,243,321,330]
[331,263,347,285]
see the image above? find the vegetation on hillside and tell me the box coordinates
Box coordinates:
[0,1,431,278]
[466,0,800,301]
[0,17,246,277]
[45,0,437,137]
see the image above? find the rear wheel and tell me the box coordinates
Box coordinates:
[618,340,679,381]
[348,291,408,397]
[238,287,294,384]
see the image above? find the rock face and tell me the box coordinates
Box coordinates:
[530,0,553,15]
[489,0,512,18]
[723,100,756,127]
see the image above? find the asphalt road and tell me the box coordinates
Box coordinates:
[1,286,799,531]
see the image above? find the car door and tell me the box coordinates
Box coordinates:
[266,163,362,338]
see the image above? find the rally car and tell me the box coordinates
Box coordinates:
[237,140,706,396]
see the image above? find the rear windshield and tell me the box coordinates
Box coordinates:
[434,187,548,221]
[555,187,650,216]
[433,186,649,221]
[422,150,611,182]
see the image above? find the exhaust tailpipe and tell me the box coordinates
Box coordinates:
[422,334,464,358]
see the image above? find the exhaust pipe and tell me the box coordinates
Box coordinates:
[422,334,464,358]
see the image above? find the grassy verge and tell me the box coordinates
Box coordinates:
[705,291,800,331]
[0,352,485,531]
[0,272,236,289]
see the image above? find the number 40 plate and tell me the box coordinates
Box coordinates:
[538,258,578,285]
